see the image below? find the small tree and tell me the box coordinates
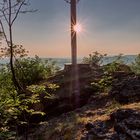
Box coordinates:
[82,51,107,67]
[0,0,33,91]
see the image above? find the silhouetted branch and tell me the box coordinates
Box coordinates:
[11,0,26,25]
[64,0,81,4]
[64,0,71,4]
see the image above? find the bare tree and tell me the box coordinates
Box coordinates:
[0,0,33,91]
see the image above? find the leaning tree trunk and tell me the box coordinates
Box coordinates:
[9,0,22,91]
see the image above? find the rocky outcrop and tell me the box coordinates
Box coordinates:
[82,109,140,140]
[81,121,119,140]
[111,109,140,140]
[35,65,101,120]
[110,74,140,103]
[82,121,118,140]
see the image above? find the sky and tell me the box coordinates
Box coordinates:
[13,0,140,58]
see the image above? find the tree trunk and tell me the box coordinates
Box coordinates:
[9,0,22,91]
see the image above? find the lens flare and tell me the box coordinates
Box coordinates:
[73,23,82,33]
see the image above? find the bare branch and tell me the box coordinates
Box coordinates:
[11,0,26,25]
[0,19,10,47]
[64,0,81,4]
[64,0,71,4]
[1,2,19,13]
[2,10,9,24]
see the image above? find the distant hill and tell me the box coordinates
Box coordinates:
[0,55,137,69]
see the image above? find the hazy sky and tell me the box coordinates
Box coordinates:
[13,0,140,57]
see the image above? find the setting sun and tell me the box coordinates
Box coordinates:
[73,23,82,33]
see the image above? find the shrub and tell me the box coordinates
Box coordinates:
[103,54,129,74]
[14,55,60,87]
[0,66,54,139]
[90,54,129,92]
[82,51,107,67]
[91,75,113,92]
[131,54,140,74]
[0,58,59,139]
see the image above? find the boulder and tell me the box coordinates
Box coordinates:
[82,109,140,140]
[109,75,140,103]
[83,120,119,140]
[110,109,140,140]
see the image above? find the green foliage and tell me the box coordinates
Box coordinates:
[27,84,51,99]
[47,83,60,91]
[14,55,60,86]
[104,62,122,74]
[0,68,18,139]
[91,75,113,92]
[0,78,46,139]
[0,45,59,125]
[27,85,46,94]
[0,45,28,58]
[0,45,60,87]
[103,54,125,74]
[131,54,140,74]
[82,51,107,67]
[90,54,129,92]
[0,65,58,140]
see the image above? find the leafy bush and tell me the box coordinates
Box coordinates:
[103,62,122,74]
[14,55,60,87]
[1,45,60,87]
[0,66,55,139]
[103,54,130,74]
[131,54,140,74]
[0,45,28,58]
[90,54,129,92]
[0,68,41,139]
[82,51,107,67]
[0,66,16,139]
[91,75,113,92]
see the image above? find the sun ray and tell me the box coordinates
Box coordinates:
[73,23,82,33]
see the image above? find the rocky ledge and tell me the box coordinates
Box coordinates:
[110,73,140,103]
[82,109,140,140]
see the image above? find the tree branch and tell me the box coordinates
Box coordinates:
[64,0,81,4]
[2,10,9,24]
[0,19,10,47]
[64,0,71,4]
[11,0,26,26]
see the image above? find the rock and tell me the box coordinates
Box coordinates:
[109,75,140,103]
[85,122,94,131]
[86,112,95,117]
[111,109,140,140]
[110,109,135,122]
[83,120,109,140]
[82,109,140,140]
[80,136,87,140]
